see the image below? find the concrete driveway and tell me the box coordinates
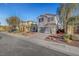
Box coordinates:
[0,32,68,56]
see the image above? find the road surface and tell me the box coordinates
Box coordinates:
[0,32,68,56]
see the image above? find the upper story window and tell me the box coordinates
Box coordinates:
[39,18,44,22]
[47,17,54,22]
[48,18,50,22]
[51,17,54,21]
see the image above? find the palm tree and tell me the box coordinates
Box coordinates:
[58,3,77,33]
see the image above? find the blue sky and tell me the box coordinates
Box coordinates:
[0,3,60,25]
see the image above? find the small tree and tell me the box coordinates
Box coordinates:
[6,16,21,31]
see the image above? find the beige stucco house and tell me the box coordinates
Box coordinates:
[0,26,10,32]
[19,21,37,32]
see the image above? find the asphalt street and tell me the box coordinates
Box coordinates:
[0,32,68,56]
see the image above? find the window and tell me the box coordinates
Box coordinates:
[48,18,50,22]
[51,17,54,21]
[47,17,54,22]
[39,18,44,22]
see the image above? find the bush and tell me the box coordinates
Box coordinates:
[63,34,72,41]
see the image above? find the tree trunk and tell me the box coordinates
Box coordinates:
[64,19,68,34]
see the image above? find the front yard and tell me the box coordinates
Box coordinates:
[45,34,79,47]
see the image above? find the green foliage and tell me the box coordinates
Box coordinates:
[6,16,20,26]
[6,16,21,32]
[68,16,79,25]
[63,34,72,41]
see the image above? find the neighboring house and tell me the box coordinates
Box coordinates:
[67,16,79,40]
[67,16,79,35]
[19,21,28,32]
[37,14,58,34]
[30,22,38,32]
[66,4,79,35]
[0,26,5,31]
[19,20,37,32]
[0,26,10,32]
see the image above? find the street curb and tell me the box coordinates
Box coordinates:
[1,32,79,56]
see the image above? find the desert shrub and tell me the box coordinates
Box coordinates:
[63,34,72,41]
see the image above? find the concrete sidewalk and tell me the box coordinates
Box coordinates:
[1,32,79,56]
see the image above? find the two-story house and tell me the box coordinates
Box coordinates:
[19,20,38,32]
[37,14,58,34]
